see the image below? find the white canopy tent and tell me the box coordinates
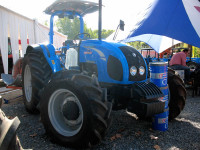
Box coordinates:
[123,34,181,53]
[0,5,67,74]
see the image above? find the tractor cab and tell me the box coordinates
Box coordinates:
[44,0,100,70]
[45,0,99,44]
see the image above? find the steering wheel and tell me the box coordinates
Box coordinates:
[73,33,90,40]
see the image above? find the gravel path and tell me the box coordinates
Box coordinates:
[1,90,200,150]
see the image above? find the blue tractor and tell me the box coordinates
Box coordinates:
[22,0,186,147]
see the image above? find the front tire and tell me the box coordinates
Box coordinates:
[40,72,112,148]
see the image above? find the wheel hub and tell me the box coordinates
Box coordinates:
[62,101,80,120]
[48,89,84,136]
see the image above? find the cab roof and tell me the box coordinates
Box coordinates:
[44,0,99,16]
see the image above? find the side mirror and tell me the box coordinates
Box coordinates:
[119,20,125,31]
[113,20,125,40]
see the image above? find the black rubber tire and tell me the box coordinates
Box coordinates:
[40,71,112,148]
[22,47,52,113]
[187,61,199,70]
[168,68,187,120]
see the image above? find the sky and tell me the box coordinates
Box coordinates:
[0,0,154,37]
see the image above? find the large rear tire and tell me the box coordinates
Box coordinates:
[168,68,187,120]
[22,47,52,113]
[187,61,199,70]
[40,72,112,148]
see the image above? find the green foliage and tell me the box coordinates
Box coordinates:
[56,17,114,39]
[102,29,114,39]
[56,17,80,39]
[193,47,200,58]
[128,41,150,50]
[44,20,48,27]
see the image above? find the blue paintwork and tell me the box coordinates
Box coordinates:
[40,44,62,73]
[186,57,200,64]
[150,62,169,131]
[80,40,148,84]
[42,11,85,73]
[43,10,148,84]
[150,63,168,87]
[49,11,84,44]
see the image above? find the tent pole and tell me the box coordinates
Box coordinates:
[98,0,102,41]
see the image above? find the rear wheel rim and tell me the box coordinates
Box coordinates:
[24,65,32,102]
[48,89,84,137]
[189,64,197,69]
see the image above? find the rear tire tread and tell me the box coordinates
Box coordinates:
[168,69,187,120]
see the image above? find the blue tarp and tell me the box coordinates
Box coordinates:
[123,0,200,53]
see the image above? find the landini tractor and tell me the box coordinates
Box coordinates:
[22,0,186,148]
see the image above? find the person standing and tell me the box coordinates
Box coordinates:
[169,48,190,82]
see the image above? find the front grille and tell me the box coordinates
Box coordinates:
[119,46,146,81]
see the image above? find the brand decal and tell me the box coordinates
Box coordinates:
[162,79,167,85]
[158,117,168,124]
[132,53,136,57]
[84,51,92,54]
[150,73,167,79]
[159,95,168,101]
[51,60,55,65]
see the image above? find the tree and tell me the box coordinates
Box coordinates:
[56,17,114,39]
[193,47,200,57]
[44,20,49,27]
[128,41,150,50]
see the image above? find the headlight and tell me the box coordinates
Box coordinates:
[139,66,145,75]
[130,66,137,76]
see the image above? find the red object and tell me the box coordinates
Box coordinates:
[6,86,22,89]
[8,54,13,58]
[18,39,29,44]
[55,51,61,54]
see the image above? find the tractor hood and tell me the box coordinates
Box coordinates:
[44,0,99,16]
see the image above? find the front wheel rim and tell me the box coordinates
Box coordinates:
[48,89,84,137]
[24,65,32,102]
